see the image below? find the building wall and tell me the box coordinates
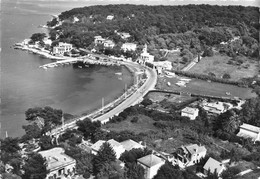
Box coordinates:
[46,162,76,179]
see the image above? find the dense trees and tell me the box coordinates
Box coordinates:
[30,33,46,44]
[49,4,258,59]
[76,118,101,142]
[92,142,122,178]
[22,153,48,179]
[23,106,63,140]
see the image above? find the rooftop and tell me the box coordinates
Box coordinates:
[181,107,198,115]
[203,157,224,174]
[107,139,122,148]
[184,144,206,155]
[39,147,75,171]
[91,140,106,151]
[239,123,260,133]
[137,154,165,168]
[120,139,144,151]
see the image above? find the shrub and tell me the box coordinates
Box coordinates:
[131,116,139,123]
[222,73,231,79]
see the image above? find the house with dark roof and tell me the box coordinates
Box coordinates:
[172,144,207,168]
[137,154,165,179]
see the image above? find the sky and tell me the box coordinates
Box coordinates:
[14,0,260,7]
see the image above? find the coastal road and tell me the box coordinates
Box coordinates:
[92,61,157,123]
[51,61,157,136]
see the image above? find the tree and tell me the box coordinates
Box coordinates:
[153,162,184,179]
[141,98,153,107]
[126,163,145,179]
[92,142,117,175]
[39,135,53,150]
[0,137,20,154]
[221,167,240,179]
[222,73,231,79]
[22,122,42,140]
[64,145,94,178]
[22,153,48,179]
[30,33,46,43]
[76,118,101,142]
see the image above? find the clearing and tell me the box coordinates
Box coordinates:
[189,55,258,81]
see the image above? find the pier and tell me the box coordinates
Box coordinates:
[39,56,121,69]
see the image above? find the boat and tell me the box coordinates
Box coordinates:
[226,92,231,95]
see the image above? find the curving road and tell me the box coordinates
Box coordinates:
[51,61,157,136]
[92,61,157,124]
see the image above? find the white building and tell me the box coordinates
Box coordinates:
[237,123,260,143]
[120,139,144,151]
[39,147,76,179]
[202,101,225,115]
[172,144,207,168]
[91,139,125,159]
[203,157,226,176]
[152,61,172,73]
[94,36,106,44]
[53,42,72,55]
[104,40,115,48]
[139,44,154,64]
[137,154,165,179]
[121,43,137,52]
[181,107,199,120]
[118,32,131,39]
[106,15,114,20]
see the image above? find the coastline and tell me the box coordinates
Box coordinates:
[14,42,137,125]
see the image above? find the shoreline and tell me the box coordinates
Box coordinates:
[14,42,138,126]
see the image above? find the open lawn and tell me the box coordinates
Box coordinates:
[156,75,257,100]
[147,92,193,103]
[104,114,157,134]
[189,55,258,81]
[166,51,187,70]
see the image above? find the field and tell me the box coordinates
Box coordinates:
[189,55,258,81]
[156,75,257,100]
[166,51,187,70]
[147,92,194,104]
[104,114,157,134]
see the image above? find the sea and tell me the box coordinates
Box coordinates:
[0,0,132,138]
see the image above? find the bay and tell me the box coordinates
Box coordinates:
[0,0,132,138]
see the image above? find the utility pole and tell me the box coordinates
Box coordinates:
[102,97,104,114]
[125,83,127,99]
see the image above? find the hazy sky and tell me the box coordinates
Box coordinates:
[15,0,260,7]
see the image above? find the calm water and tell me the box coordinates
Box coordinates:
[0,1,132,138]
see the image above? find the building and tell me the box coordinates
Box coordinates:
[39,147,76,179]
[203,157,226,176]
[121,43,137,52]
[181,107,199,120]
[152,61,173,74]
[94,36,106,44]
[53,42,72,55]
[237,123,260,142]
[104,40,115,48]
[91,139,125,159]
[106,15,114,20]
[120,139,144,151]
[139,44,154,64]
[137,154,165,179]
[173,144,207,168]
[202,101,225,115]
[118,32,131,39]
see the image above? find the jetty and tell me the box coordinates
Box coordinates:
[39,56,121,69]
